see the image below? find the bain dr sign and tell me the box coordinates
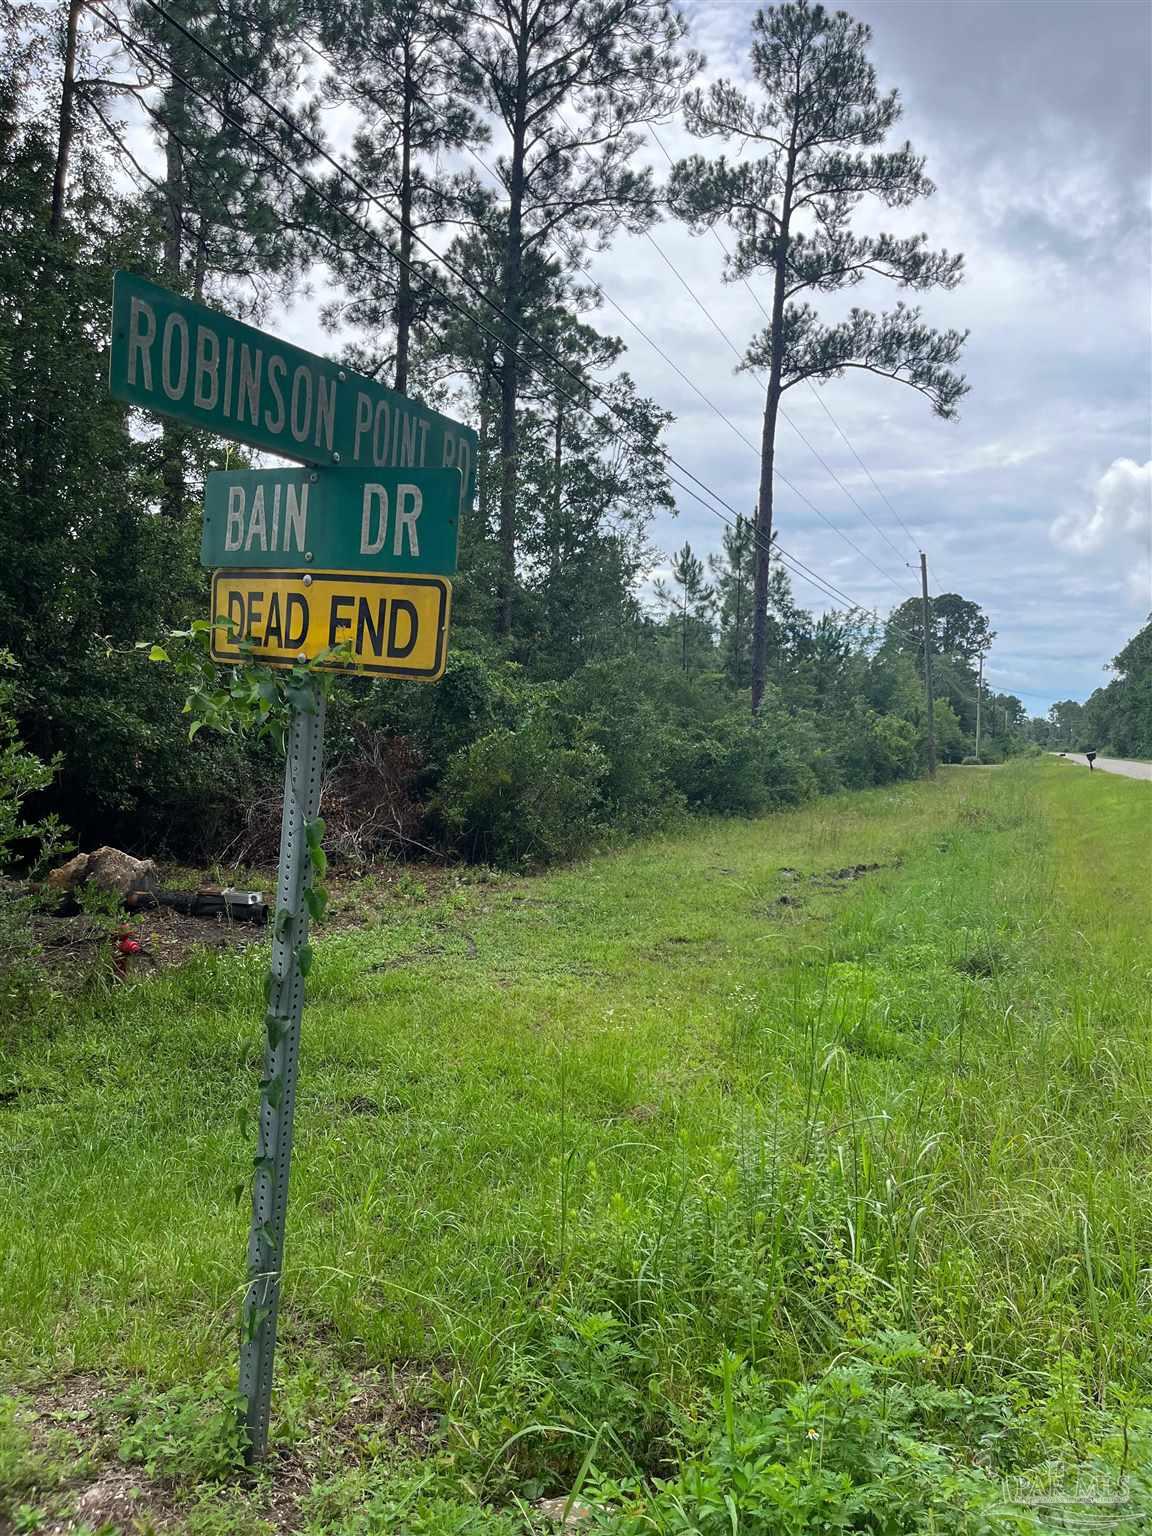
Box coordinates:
[202,467,460,576]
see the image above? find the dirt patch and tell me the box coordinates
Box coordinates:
[810,862,897,887]
[31,907,263,985]
[10,1364,442,1536]
[41,1468,177,1535]
[26,860,467,985]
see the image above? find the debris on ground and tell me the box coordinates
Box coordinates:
[46,846,158,899]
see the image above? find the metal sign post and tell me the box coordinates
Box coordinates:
[239,685,326,1461]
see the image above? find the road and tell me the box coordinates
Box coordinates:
[1056,754,1152,781]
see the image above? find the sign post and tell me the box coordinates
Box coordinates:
[107,273,471,1462]
[238,684,325,1460]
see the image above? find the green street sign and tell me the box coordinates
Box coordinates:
[202,468,460,575]
[108,272,477,512]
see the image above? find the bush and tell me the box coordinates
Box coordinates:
[596,1339,1037,1535]
[556,664,684,833]
[0,652,69,1004]
[435,718,608,867]
[836,711,920,787]
[663,716,820,816]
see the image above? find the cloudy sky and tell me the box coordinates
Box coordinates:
[572,0,1151,712]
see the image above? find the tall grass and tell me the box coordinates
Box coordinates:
[1,761,1149,1528]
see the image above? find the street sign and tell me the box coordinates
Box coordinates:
[202,467,460,575]
[107,272,469,1462]
[210,569,451,680]
[109,273,477,513]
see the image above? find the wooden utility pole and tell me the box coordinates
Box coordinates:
[975,650,984,763]
[920,552,937,776]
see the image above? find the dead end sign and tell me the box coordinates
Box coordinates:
[211,570,451,680]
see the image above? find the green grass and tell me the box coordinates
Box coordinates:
[2,761,1150,1532]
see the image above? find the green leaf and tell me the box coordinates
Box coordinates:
[274,907,294,939]
[148,644,170,663]
[305,816,326,848]
[285,685,316,715]
[295,943,314,978]
[309,844,328,878]
[303,885,328,922]
[187,720,204,740]
[264,1074,284,1111]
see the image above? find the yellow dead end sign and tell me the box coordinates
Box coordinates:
[210,568,451,680]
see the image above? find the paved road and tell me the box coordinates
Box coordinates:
[1056,754,1152,781]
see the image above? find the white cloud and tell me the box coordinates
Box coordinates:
[1050,458,1152,605]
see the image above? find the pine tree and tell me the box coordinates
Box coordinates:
[668,0,967,711]
[89,0,323,514]
[709,515,755,688]
[449,0,697,636]
[656,543,714,673]
[313,0,486,395]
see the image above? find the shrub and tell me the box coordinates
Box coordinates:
[0,651,69,1004]
[664,717,820,816]
[837,710,920,787]
[556,664,683,833]
[595,1339,1040,1535]
[435,718,608,867]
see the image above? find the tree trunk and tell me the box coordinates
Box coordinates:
[160,72,187,519]
[749,137,798,714]
[496,4,530,637]
[49,0,84,236]
[550,391,563,584]
[477,357,493,532]
[393,42,414,395]
[192,214,208,300]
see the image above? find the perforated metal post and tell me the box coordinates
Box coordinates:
[239,686,326,1460]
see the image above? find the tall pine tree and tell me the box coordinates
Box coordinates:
[668,0,967,711]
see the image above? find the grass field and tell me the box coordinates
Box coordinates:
[2,760,1150,1533]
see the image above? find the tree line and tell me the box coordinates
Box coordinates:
[1032,618,1151,758]
[2,0,1013,882]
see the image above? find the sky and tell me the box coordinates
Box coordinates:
[107,0,1152,713]
[575,0,1152,713]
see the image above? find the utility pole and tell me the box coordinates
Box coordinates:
[919,551,937,777]
[975,650,984,763]
[733,513,744,689]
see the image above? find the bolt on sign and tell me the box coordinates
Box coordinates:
[211,571,451,680]
[107,274,471,1464]
[109,272,477,515]
[201,467,460,575]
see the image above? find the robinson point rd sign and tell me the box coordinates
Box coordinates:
[109,273,477,514]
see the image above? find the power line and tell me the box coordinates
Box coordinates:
[100,4,1037,709]
[567,117,919,600]
[112,3,907,615]
[92,9,856,617]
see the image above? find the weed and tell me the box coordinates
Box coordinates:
[115,1382,249,1484]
